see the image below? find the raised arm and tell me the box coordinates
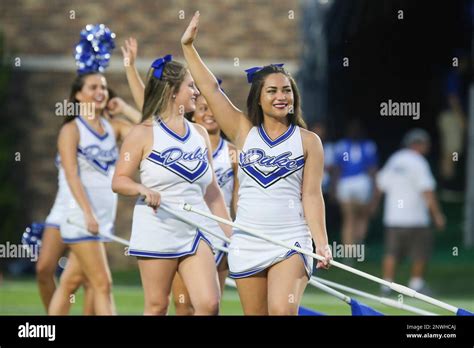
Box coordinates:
[121,37,145,111]
[301,129,332,269]
[107,96,142,124]
[107,96,142,141]
[58,123,99,234]
[229,143,239,220]
[181,12,252,147]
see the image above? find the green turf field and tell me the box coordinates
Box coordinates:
[1,245,473,315]
[1,277,472,315]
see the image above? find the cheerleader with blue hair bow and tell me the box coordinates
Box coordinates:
[121,37,239,315]
[181,12,332,315]
[112,37,232,315]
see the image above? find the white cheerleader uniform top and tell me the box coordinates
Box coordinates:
[60,116,118,243]
[75,116,118,187]
[128,118,217,258]
[228,123,313,278]
[212,137,234,209]
[236,124,306,229]
[140,119,212,203]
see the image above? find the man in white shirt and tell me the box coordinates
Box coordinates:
[372,129,445,294]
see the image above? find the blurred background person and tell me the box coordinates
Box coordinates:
[0,0,471,316]
[333,119,378,248]
[36,93,140,315]
[437,52,469,200]
[373,129,446,295]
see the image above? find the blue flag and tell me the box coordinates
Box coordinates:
[298,306,325,316]
[350,298,384,316]
[456,308,473,316]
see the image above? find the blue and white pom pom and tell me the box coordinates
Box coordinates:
[21,222,45,250]
[74,24,116,75]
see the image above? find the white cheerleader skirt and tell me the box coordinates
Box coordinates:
[196,205,229,266]
[228,222,314,279]
[128,199,219,259]
[45,184,72,229]
[336,173,373,204]
[60,187,117,244]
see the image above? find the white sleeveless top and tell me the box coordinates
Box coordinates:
[54,153,69,193]
[74,116,118,188]
[212,137,234,209]
[236,124,307,234]
[140,118,212,204]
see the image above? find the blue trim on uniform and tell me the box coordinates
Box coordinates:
[240,155,304,188]
[212,137,225,159]
[128,229,213,259]
[77,146,117,176]
[258,124,295,148]
[215,242,228,266]
[229,265,267,279]
[158,118,191,143]
[147,150,209,183]
[77,116,109,141]
[285,242,312,279]
[215,250,225,265]
[216,167,234,188]
[229,241,312,279]
[55,153,61,168]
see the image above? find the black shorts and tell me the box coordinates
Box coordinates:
[385,227,433,262]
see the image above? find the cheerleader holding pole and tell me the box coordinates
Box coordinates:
[112,49,232,315]
[181,12,332,315]
[120,37,238,315]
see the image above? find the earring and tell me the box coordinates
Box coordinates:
[172,95,176,99]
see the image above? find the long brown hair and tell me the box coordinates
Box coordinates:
[246,65,306,128]
[142,60,187,121]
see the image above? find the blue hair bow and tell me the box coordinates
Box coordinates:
[244,63,284,83]
[151,54,173,79]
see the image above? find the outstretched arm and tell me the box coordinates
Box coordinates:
[122,37,145,111]
[181,11,252,147]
